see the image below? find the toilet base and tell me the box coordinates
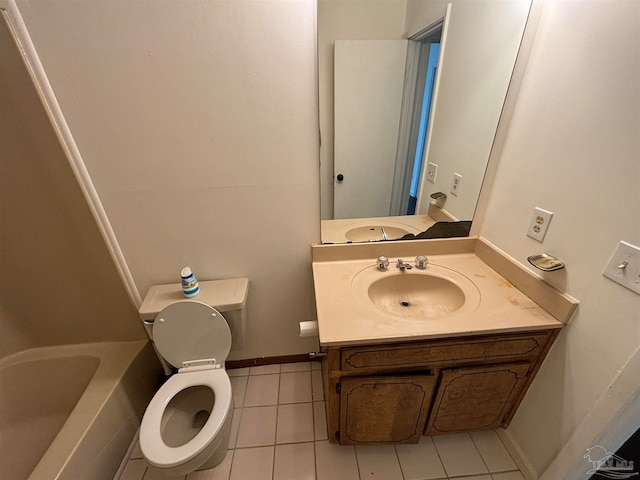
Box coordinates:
[196,405,234,470]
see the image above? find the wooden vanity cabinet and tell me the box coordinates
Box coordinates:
[340,374,435,444]
[322,329,559,444]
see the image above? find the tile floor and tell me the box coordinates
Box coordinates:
[118,362,528,480]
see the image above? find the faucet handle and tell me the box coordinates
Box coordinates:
[415,255,429,269]
[376,256,389,271]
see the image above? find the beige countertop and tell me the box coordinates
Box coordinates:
[312,238,576,347]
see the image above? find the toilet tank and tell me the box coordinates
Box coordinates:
[139,278,249,351]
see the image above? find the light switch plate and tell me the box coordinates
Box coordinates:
[426,162,438,183]
[603,241,640,295]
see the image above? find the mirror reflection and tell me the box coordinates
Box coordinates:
[318,0,532,243]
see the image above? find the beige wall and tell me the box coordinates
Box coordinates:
[15,0,321,360]
[479,0,640,475]
[318,0,407,219]
[0,17,145,359]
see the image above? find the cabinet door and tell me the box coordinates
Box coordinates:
[340,374,435,444]
[426,363,530,435]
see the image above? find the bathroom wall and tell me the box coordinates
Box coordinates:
[0,17,145,359]
[478,0,640,476]
[14,0,320,360]
[318,0,407,219]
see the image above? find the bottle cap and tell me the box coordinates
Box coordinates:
[181,266,192,278]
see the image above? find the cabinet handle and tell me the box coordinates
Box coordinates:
[335,383,341,394]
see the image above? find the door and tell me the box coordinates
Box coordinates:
[426,363,530,435]
[334,40,408,219]
[339,374,435,444]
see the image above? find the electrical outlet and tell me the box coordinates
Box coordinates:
[426,162,438,183]
[450,173,462,196]
[527,207,553,242]
[603,241,640,295]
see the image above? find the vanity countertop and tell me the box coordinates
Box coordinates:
[312,237,577,346]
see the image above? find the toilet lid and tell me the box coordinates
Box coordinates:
[153,301,231,368]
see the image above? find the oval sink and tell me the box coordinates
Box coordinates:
[368,274,465,318]
[345,226,409,242]
[352,265,481,320]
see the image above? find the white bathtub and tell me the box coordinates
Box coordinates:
[0,341,161,480]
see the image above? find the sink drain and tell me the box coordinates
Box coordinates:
[400,301,410,307]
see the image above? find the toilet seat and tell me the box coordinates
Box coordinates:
[139,368,232,469]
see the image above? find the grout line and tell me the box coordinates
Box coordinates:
[469,431,493,475]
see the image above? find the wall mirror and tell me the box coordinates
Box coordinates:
[318,0,532,243]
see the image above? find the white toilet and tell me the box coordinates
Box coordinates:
[138,278,249,475]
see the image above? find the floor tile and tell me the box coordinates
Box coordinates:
[273,442,316,480]
[236,406,277,448]
[120,459,147,480]
[433,433,488,477]
[229,446,274,480]
[249,364,280,375]
[230,375,248,408]
[279,372,312,404]
[228,367,250,377]
[280,362,311,373]
[395,436,447,480]
[356,444,403,480]
[143,466,186,479]
[130,439,144,459]
[276,403,314,444]
[491,472,526,480]
[244,374,279,406]
[315,440,359,480]
[311,370,324,401]
[227,408,242,449]
[470,430,517,472]
[455,476,492,480]
[313,402,328,441]
[186,450,233,480]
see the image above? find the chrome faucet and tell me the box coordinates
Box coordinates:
[396,258,412,271]
[415,255,429,269]
[376,256,389,271]
[380,227,388,241]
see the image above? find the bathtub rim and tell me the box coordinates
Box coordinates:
[0,340,149,480]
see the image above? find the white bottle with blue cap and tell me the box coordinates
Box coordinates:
[180,266,200,298]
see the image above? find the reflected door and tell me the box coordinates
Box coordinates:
[333,40,408,219]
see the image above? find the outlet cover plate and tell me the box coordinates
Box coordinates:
[527,207,553,242]
[450,173,462,196]
[603,241,640,295]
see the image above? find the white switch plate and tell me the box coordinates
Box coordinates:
[426,162,438,183]
[527,207,553,242]
[603,241,640,295]
[450,173,462,196]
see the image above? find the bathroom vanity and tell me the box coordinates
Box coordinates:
[323,328,558,444]
[311,237,577,445]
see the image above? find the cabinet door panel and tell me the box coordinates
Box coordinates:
[340,375,435,444]
[426,363,530,435]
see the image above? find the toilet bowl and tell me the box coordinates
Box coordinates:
[139,300,235,475]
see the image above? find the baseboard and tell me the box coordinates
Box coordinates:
[496,429,539,480]
[227,353,320,369]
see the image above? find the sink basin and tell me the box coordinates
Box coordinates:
[352,264,481,320]
[345,226,409,242]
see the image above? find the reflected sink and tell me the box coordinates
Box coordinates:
[345,226,409,242]
[352,264,481,320]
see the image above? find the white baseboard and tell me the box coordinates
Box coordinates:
[496,428,539,480]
